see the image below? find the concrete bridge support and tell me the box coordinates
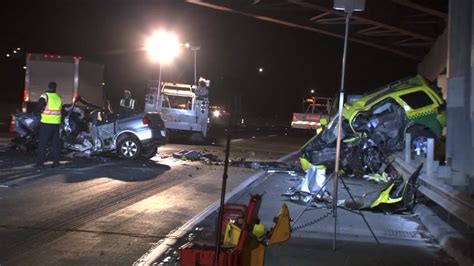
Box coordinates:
[445,0,473,192]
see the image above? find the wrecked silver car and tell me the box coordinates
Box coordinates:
[11,97,167,159]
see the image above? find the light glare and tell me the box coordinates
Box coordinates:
[146,31,181,64]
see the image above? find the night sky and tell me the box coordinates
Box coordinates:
[1,0,416,119]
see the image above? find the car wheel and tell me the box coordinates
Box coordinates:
[117,135,142,160]
[141,145,158,159]
[407,126,436,155]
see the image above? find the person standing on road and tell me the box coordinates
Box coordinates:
[35,81,62,168]
[120,90,135,110]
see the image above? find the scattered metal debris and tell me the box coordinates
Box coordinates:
[156,247,180,265]
[364,172,390,183]
[281,164,331,205]
[338,164,423,213]
[230,161,299,172]
[172,150,221,164]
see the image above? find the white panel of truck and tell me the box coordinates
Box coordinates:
[28,60,75,103]
[78,60,104,107]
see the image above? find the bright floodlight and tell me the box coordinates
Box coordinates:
[213,110,221,118]
[333,0,365,12]
[146,31,181,64]
[258,67,263,72]
[310,89,315,94]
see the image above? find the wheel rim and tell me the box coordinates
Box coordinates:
[121,140,138,157]
[412,137,428,155]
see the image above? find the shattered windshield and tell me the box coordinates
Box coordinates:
[321,114,344,143]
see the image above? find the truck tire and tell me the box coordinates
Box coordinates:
[117,135,142,160]
[141,145,158,159]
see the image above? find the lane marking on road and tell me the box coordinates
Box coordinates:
[230,138,244,142]
[134,150,300,266]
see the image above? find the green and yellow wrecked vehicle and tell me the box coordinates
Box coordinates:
[301,75,445,174]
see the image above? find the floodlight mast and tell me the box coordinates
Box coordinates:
[332,0,365,251]
[145,31,181,110]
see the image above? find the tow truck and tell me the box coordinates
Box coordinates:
[291,96,332,130]
[144,78,210,141]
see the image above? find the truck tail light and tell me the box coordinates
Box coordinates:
[23,87,29,102]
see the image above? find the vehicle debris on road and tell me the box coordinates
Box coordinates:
[171,149,300,172]
[281,164,331,205]
[337,164,422,213]
[172,149,222,164]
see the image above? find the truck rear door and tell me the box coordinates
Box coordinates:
[26,53,75,104]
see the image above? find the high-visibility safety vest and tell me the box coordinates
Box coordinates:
[40,92,62,124]
[120,98,135,109]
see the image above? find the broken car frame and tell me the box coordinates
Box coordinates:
[301,75,445,174]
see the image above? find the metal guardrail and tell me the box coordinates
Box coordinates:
[393,156,474,228]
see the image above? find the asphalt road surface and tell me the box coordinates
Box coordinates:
[0,132,305,265]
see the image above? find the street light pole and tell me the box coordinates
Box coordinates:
[332,0,366,251]
[155,63,162,111]
[146,30,181,112]
[191,46,200,85]
[332,11,351,251]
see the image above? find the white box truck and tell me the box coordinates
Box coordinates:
[22,53,104,112]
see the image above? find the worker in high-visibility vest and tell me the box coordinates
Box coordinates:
[35,81,62,168]
[120,90,135,110]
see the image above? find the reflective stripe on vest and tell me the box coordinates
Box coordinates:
[40,92,62,124]
[120,98,135,109]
